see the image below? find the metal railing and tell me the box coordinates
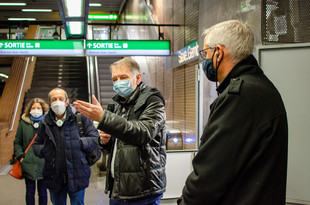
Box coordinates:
[9,57,30,132]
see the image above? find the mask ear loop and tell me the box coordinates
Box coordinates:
[215,49,223,96]
[213,50,219,95]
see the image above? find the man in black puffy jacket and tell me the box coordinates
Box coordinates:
[178,20,288,205]
[74,57,166,205]
[33,88,100,205]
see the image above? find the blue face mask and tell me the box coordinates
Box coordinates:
[113,80,133,98]
[202,59,217,82]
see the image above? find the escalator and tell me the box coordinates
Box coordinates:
[24,56,88,107]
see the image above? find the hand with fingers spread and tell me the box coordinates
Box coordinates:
[73,95,104,122]
[99,130,111,145]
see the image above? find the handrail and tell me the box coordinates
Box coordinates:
[94,56,101,104]
[86,56,91,103]
[9,57,30,132]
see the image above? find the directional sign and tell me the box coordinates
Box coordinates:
[85,40,170,56]
[88,14,119,21]
[0,40,84,56]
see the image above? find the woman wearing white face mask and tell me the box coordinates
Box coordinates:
[14,98,49,205]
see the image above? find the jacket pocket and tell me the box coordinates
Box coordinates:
[81,158,88,165]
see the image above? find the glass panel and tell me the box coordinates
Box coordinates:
[92,26,110,40]
[0,26,27,40]
[39,27,56,40]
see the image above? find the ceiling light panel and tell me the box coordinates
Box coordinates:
[22,9,52,12]
[8,18,36,21]
[64,0,83,17]
[0,3,26,6]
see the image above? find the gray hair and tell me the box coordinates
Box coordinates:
[203,20,254,63]
[109,57,140,76]
[48,88,68,102]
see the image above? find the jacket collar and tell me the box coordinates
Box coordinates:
[45,104,77,125]
[21,113,33,124]
[217,54,262,94]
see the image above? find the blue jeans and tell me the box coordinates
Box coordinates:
[24,178,47,205]
[110,193,163,205]
[49,187,85,205]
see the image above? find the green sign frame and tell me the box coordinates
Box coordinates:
[0,40,84,56]
[85,40,170,56]
[0,40,171,56]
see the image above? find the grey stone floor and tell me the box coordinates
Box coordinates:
[0,174,109,205]
[0,163,177,205]
[0,167,302,205]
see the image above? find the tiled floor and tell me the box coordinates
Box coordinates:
[0,168,303,205]
[0,163,177,205]
[0,174,110,205]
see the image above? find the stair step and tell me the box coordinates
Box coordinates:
[24,56,89,108]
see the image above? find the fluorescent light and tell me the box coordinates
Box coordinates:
[89,3,101,7]
[0,3,26,6]
[65,0,82,17]
[0,73,9,79]
[22,9,52,12]
[68,21,83,34]
[8,18,36,21]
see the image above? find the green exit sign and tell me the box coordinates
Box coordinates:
[0,40,84,56]
[86,40,170,56]
[88,14,119,21]
[0,40,170,56]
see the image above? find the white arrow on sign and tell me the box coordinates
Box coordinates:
[87,43,92,48]
[0,43,3,48]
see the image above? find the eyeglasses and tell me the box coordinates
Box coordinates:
[199,47,216,60]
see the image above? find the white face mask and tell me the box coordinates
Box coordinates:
[51,101,66,115]
[30,109,43,118]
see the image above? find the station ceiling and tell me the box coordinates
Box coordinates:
[0,0,124,24]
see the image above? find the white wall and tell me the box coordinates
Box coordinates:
[258,43,310,204]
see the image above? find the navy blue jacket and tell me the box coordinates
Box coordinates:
[33,105,99,192]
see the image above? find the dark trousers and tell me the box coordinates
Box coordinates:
[110,193,163,205]
[25,177,48,205]
[49,187,85,205]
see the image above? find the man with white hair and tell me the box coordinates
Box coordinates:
[178,20,288,205]
[33,88,100,205]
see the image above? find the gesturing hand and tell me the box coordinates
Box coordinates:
[99,130,111,145]
[73,95,104,122]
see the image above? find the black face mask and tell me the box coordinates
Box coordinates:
[202,58,217,82]
[202,50,223,96]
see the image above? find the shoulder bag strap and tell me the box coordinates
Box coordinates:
[76,112,85,137]
[24,133,37,155]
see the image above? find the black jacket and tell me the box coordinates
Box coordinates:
[181,55,288,205]
[98,82,166,200]
[33,105,99,192]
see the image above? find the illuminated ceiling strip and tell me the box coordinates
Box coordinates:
[8,18,36,21]
[22,9,52,12]
[68,22,83,35]
[0,3,26,6]
[89,3,101,7]
[65,0,82,17]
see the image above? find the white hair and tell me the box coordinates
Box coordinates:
[48,88,68,102]
[203,20,254,63]
[110,57,140,76]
